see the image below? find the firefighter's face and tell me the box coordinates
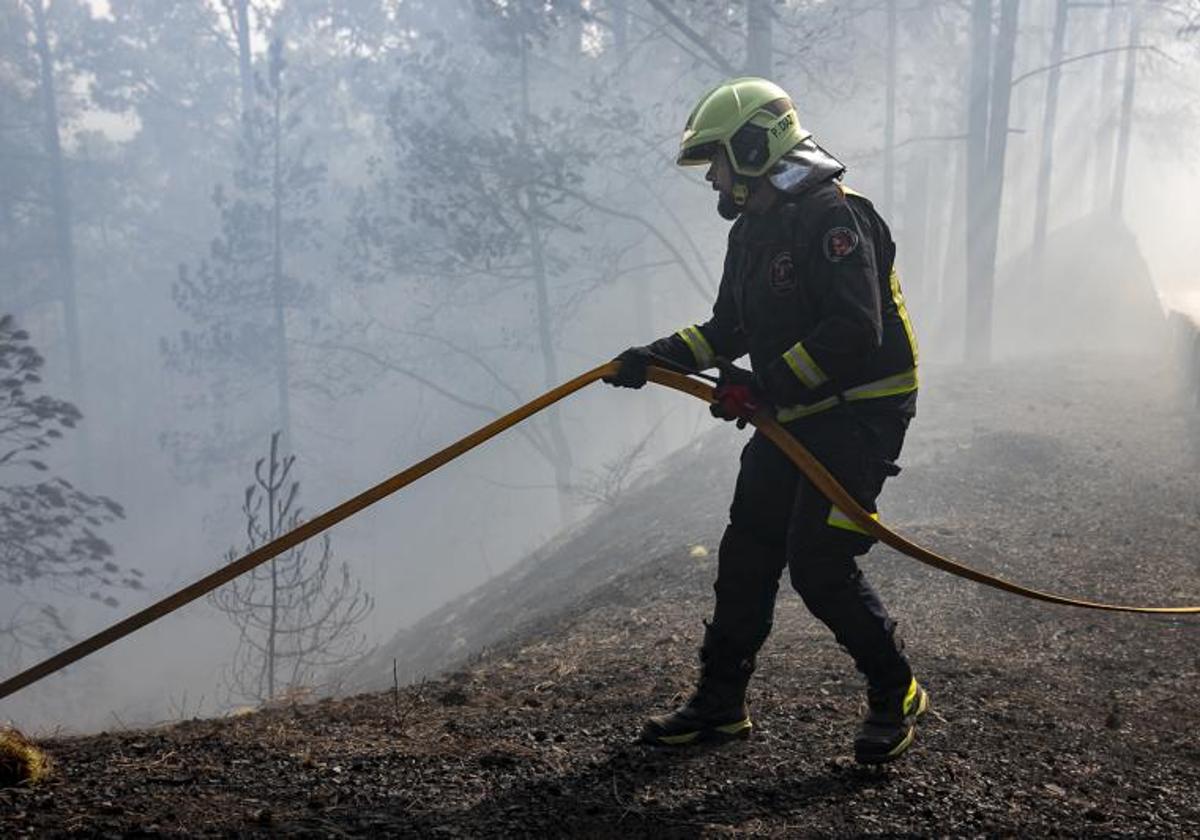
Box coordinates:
[705,147,733,196]
[707,147,746,220]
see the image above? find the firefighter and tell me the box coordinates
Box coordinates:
[605,77,927,765]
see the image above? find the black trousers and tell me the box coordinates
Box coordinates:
[709,407,913,692]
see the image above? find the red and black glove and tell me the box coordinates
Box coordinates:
[710,359,769,428]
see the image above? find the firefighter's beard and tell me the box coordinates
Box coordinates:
[716,191,742,220]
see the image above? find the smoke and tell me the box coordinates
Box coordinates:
[3,0,1199,735]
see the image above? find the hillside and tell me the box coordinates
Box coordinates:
[1,354,1198,837]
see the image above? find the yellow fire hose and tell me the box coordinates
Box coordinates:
[0,363,1196,704]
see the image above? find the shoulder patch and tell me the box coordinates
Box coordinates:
[822,226,860,262]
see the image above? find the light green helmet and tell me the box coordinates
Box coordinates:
[677,77,810,182]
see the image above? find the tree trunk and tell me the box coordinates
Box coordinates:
[30,0,82,402]
[30,0,89,478]
[1111,0,1141,216]
[269,50,293,453]
[746,0,772,77]
[609,0,663,451]
[1092,0,1121,212]
[611,0,628,56]
[936,42,975,339]
[235,0,255,123]
[1032,0,1068,261]
[519,39,573,525]
[267,556,278,700]
[965,0,1020,364]
[266,446,279,701]
[936,137,968,314]
[883,0,898,218]
[965,0,993,363]
[562,0,583,61]
[976,0,1019,363]
[901,107,931,300]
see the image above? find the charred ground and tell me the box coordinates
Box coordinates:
[2,356,1198,837]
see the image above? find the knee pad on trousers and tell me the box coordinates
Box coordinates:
[715,526,787,603]
[788,555,860,611]
[711,526,787,654]
[789,555,910,689]
[789,560,898,643]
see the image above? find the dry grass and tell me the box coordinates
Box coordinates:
[0,727,50,787]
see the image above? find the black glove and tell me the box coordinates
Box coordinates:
[710,358,768,428]
[604,346,653,389]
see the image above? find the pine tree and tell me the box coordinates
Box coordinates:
[209,432,372,705]
[162,38,326,481]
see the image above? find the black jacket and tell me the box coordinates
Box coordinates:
[652,178,918,420]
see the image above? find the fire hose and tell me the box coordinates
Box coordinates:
[0,362,1196,703]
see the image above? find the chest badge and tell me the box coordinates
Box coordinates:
[768,250,796,295]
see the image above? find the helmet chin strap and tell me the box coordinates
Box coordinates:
[731,177,750,206]
[717,192,742,220]
[717,175,755,220]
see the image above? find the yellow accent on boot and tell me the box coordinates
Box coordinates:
[883,680,929,759]
[885,724,916,759]
[904,678,929,717]
[855,678,930,765]
[655,730,699,746]
[715,717,753,737]
[647,716,752,746]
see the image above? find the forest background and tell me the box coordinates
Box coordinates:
[2,0,1199,731]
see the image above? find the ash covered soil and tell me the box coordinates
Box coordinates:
[3,356,1199,838]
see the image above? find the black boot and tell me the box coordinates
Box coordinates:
[640,624,755,746]
[853,676,929,765]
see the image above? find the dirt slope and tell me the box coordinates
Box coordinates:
[347,426,738,693]
[2,355,1198,837]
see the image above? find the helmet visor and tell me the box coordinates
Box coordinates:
[676,139,720,167]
